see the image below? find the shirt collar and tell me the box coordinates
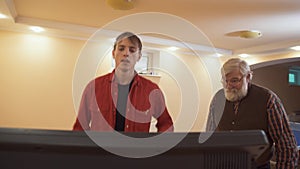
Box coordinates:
[108,69,141,86]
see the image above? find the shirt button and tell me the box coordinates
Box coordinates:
[232,121,235,125]
[126,125,129,128]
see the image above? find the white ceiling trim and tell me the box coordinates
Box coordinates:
[2,0,232,56]
[140,35,232,56]
[15,16,98,34]
[13,17,233,56]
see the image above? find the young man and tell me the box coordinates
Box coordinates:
[73,32,174,132]
[206,58,298,169]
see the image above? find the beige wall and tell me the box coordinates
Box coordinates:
[0,30,85,130]
[156,51,221,132]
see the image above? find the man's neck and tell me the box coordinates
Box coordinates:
[115,68,135,85]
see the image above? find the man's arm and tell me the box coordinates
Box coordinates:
[206,89,226,131]
[151,88,174,132]
[73,83,93,131]
[267,92,299,169]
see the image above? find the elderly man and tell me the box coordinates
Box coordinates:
[206,58,298,169]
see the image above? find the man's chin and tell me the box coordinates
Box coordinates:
[224,90,240,102]
[225,91,247,102]
[116,65,130,72]
[225,94,239,102]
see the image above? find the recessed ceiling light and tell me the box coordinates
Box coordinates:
[239,54,250,58]
[216,53,223,57]
[0,13,8,19]
[290,46,300,51]
[212,53,223,57]
[29,26,45,33]
[167,46,179,51]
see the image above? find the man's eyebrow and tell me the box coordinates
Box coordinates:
[117,45,138,50]
[117,44,137,48]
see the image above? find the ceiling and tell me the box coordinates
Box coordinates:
[1,0,300,57]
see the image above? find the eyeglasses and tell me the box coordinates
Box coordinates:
[222,76,245,85]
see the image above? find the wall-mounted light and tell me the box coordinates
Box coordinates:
[29,26,45,33]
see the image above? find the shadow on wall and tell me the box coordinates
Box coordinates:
[251,57,300,122]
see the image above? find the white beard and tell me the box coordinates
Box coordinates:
[224,83,248,102]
